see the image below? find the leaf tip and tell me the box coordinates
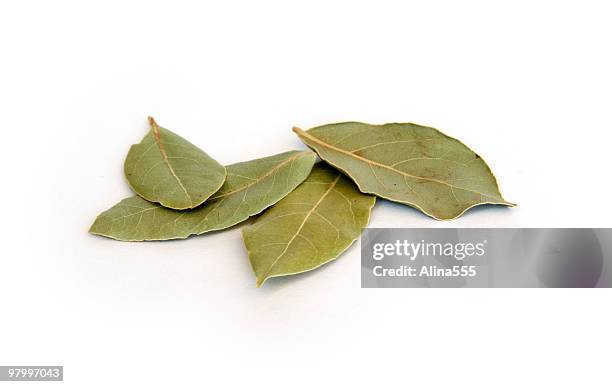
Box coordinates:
[292,126,305,135]
[88,219,99,235]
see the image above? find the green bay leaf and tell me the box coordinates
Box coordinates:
[91,150,317,241]
[242,164,375,287]
[124,117,226,210]
[293,122,514,220]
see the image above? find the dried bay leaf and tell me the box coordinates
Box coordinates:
[293,122,514,220]
[90,150,317,241]
[124,117,226,210]
[242,164,376,287]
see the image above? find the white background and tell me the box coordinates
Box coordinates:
[1,1,611,386]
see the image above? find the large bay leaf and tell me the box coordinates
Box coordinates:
[124,117,226,210]
[293,122,514,220]
[242,164,375,287]
[91,150,317,241]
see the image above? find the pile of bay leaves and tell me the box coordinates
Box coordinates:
[90,117,514,286]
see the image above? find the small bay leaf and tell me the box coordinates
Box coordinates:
[124,117,226,210]
[91,150,317,241]
[293,122,514,220]
[242,164,376,287]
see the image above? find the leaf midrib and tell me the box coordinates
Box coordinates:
[259,173,341,285]
[149,117,193,207]
[293,127,504,201]
[210,152,310,200]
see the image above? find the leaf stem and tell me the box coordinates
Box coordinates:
[148,116,158,129]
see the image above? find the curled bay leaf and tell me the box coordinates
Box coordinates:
[124,117,226,210]
[90,150,317,241]
[242,164,376,287]
[293,122,514,220]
